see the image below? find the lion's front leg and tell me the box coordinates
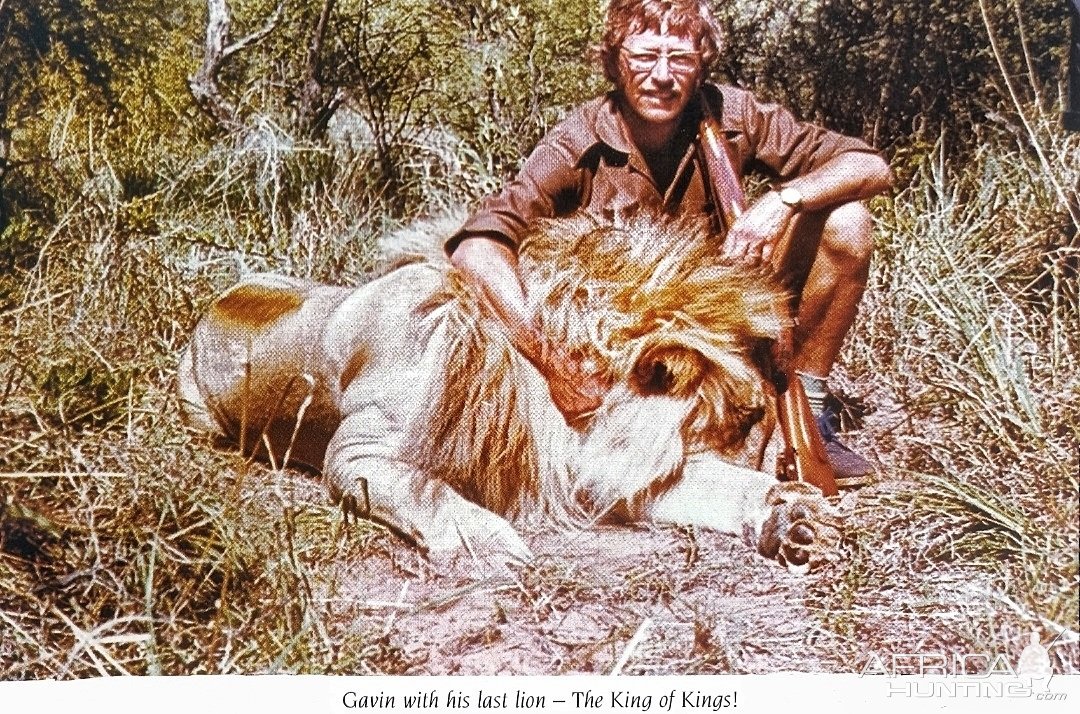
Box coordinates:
[324,409,533,570]
[636,454,841,571]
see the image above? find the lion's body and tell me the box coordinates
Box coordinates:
[178,213,838,567]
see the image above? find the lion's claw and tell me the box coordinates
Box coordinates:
[789,521,815,546]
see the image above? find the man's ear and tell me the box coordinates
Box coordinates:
[600,47,620,84]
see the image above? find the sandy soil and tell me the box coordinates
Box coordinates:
[286,468,856,676]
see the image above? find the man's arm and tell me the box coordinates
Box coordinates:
[713,86,893,263]
[450,236,608,420]
[447,107,610,421]
[774,150,892,212]
[721,151,892,263]
[446,131,587,255]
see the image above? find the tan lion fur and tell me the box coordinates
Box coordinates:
[179,273,352,470]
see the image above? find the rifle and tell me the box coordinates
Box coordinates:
[697,94,839,497]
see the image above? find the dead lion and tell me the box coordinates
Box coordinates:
[177,212,840,571]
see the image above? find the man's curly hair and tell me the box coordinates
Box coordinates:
[597,0,724,83]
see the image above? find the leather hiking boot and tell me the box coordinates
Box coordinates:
[816,401,875,488]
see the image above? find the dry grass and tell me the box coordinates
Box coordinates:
[0,111,418,678]
[815,114,1079,672]
[2,83,1078,676]
[0,383,413,677]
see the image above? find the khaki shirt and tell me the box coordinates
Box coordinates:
[447,83,880,253]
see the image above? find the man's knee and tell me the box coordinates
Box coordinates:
[821,201,874,267]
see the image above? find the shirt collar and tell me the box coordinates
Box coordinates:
[595,91,635,155]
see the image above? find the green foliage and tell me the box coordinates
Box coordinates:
[0,0,178,203]
[0,426,403,676]
[0,0,160,117]
[837,119,1078,640]
[32,357,137,430]
[0,213,41,305]
[714,0,1068,151]
[435,0,605,175]
[324,0,455,207]
[206,0,605,209]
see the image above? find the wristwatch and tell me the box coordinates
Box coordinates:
[777,186,804,210]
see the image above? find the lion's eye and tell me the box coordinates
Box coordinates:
[632,345,706,398]
[635,359,673,394]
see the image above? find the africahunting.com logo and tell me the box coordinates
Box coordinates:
[860,631,1068,701]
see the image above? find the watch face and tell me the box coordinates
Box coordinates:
[780,187,803,207]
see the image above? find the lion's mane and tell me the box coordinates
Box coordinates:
[405,212,789,524]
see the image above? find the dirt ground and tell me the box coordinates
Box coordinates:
[2,394,1074,677]
[268,468,1003,676]
[316,517,846,675]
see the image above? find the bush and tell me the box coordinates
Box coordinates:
[834,117,1078,646]
[714,0,1068,152]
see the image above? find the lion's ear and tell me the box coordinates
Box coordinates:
[632,344,707,399]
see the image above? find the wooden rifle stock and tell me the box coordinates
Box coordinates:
[698,95,839,497]
[698,103,747,229]
[775,366,839,496]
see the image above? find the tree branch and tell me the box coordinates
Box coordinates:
[296,0,340,139]
[305,0,336,73]
[188,0,283,130]
[978,0,1080,229]
[223,0,284,61]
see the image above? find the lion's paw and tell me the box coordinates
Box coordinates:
[426,508,534,578]
[746,481,842,573]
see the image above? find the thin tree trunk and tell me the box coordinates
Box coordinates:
[188,0,283,131]
[296,0,343,140]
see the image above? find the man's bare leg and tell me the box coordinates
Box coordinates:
[776,201,875,481]
[789,201,874,375]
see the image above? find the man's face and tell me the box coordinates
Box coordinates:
[616,28,704,128]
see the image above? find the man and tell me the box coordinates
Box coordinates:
[446,0,892,480]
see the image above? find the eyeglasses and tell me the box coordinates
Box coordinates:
[620,47,701,74]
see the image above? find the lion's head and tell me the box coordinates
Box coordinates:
[405,211,789,524]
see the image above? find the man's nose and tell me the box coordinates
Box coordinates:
[651,57,674,84]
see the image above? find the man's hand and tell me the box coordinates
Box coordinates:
[450,236,610,424]
[536,341,610,422]
[720,191,796,265]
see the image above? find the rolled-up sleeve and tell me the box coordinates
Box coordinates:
[446,134,586,255]
[736,88,880,180]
